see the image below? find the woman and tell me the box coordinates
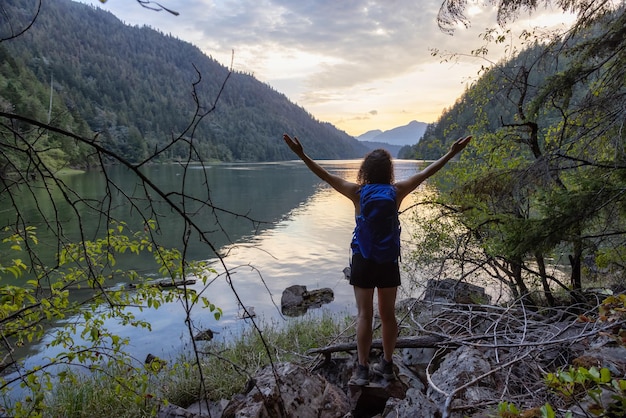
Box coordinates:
[283,133,471,385]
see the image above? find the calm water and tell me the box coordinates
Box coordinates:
[1,159,428,374]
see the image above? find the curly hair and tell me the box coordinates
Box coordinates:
[356,148,394,185]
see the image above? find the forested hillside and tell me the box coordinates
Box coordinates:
[400,14,624,159]
[0,0,367,168]
[398,41,552,160]
[400,5,625,304]
[399,11,622,161]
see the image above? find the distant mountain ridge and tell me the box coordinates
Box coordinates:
[357,120,428,146]
[357,141,403,158]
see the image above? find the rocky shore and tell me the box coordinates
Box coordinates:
[157,280,626,418]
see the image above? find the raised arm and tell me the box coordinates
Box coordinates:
[395,136,472,202]
[283,134,360,203]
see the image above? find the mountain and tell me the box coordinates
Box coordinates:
[356,130,383,142]
[356,141,403,158]
[357,121,428,146]
[0,0,368,164]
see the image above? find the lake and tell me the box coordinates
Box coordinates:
[1,159,431,374]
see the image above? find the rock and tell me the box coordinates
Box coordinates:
[193,328,215,341]
[343,266,351,280]
[186,399,229,417]
[427,346,498,412]
[349,384,395,417]
[401,347,436,367]
[382,387,439,418]
[282,285,308,308]
[156,403,203,418]
[281,285,334,317]
[574,345,626,376]
[344,354,423,417]
[530,321,589,367]
[222,362,350,418]
[239,306,256,319]
[423,278,491,304]
[155,399,227,418]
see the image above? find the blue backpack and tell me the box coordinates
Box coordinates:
[352,184,401,263]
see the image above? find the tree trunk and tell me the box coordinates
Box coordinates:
[570,227,583,292]
[535,252,555,306]
[512,259,535,306]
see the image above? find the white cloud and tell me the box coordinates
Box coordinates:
[74,0,574,135]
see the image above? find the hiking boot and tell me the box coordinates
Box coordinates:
[372,358,395,380]
[350,364,369,386]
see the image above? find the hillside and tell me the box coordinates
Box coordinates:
[357,140,403,158]
[397,28,598,160]
[0,0,368,165]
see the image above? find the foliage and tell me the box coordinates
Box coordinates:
[44,311,352,416]
[488,293,626,418]
[0,44,94,174]
[43,363,159,418]
[437,0,620,34]
[0,222,220,417]
[542,365,626,417]
[402,5,626,302]
[597,294,626,346]
[547,366,611,399]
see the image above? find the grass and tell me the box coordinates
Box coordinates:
[44,365,156,418]
[42,310,355,418]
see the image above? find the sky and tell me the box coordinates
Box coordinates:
[74,0,575,137]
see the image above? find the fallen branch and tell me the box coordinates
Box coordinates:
[307,335,446,363]
[127,279,196,289]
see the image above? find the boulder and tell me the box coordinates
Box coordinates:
[382,387,439,418]
[427,346,498,413]
[574,345,626,376]
[281,285,334,317]
[221,362,350,418]
[193,328,215,341]
[338,353,427,417]
[347,357,417,416]
[423,278,491,304]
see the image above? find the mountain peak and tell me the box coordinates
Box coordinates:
[356,121,427,146]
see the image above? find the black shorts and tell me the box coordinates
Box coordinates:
[349,252,401,289]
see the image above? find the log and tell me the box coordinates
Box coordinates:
[127,279,196,289]
[307,335,446,361]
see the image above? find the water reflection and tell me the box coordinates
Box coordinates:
[1,159,427,375]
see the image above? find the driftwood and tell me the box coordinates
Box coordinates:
[127,279,196,289]
[307,335,445,363]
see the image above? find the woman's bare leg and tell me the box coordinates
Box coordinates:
[353,286,375,365]
[377,286,398,362]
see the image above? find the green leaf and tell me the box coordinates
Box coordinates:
[541,403,555,418]
[599,367,611,383]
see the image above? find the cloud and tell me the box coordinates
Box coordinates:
[75,0,575,134]
[87,1,480,85]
